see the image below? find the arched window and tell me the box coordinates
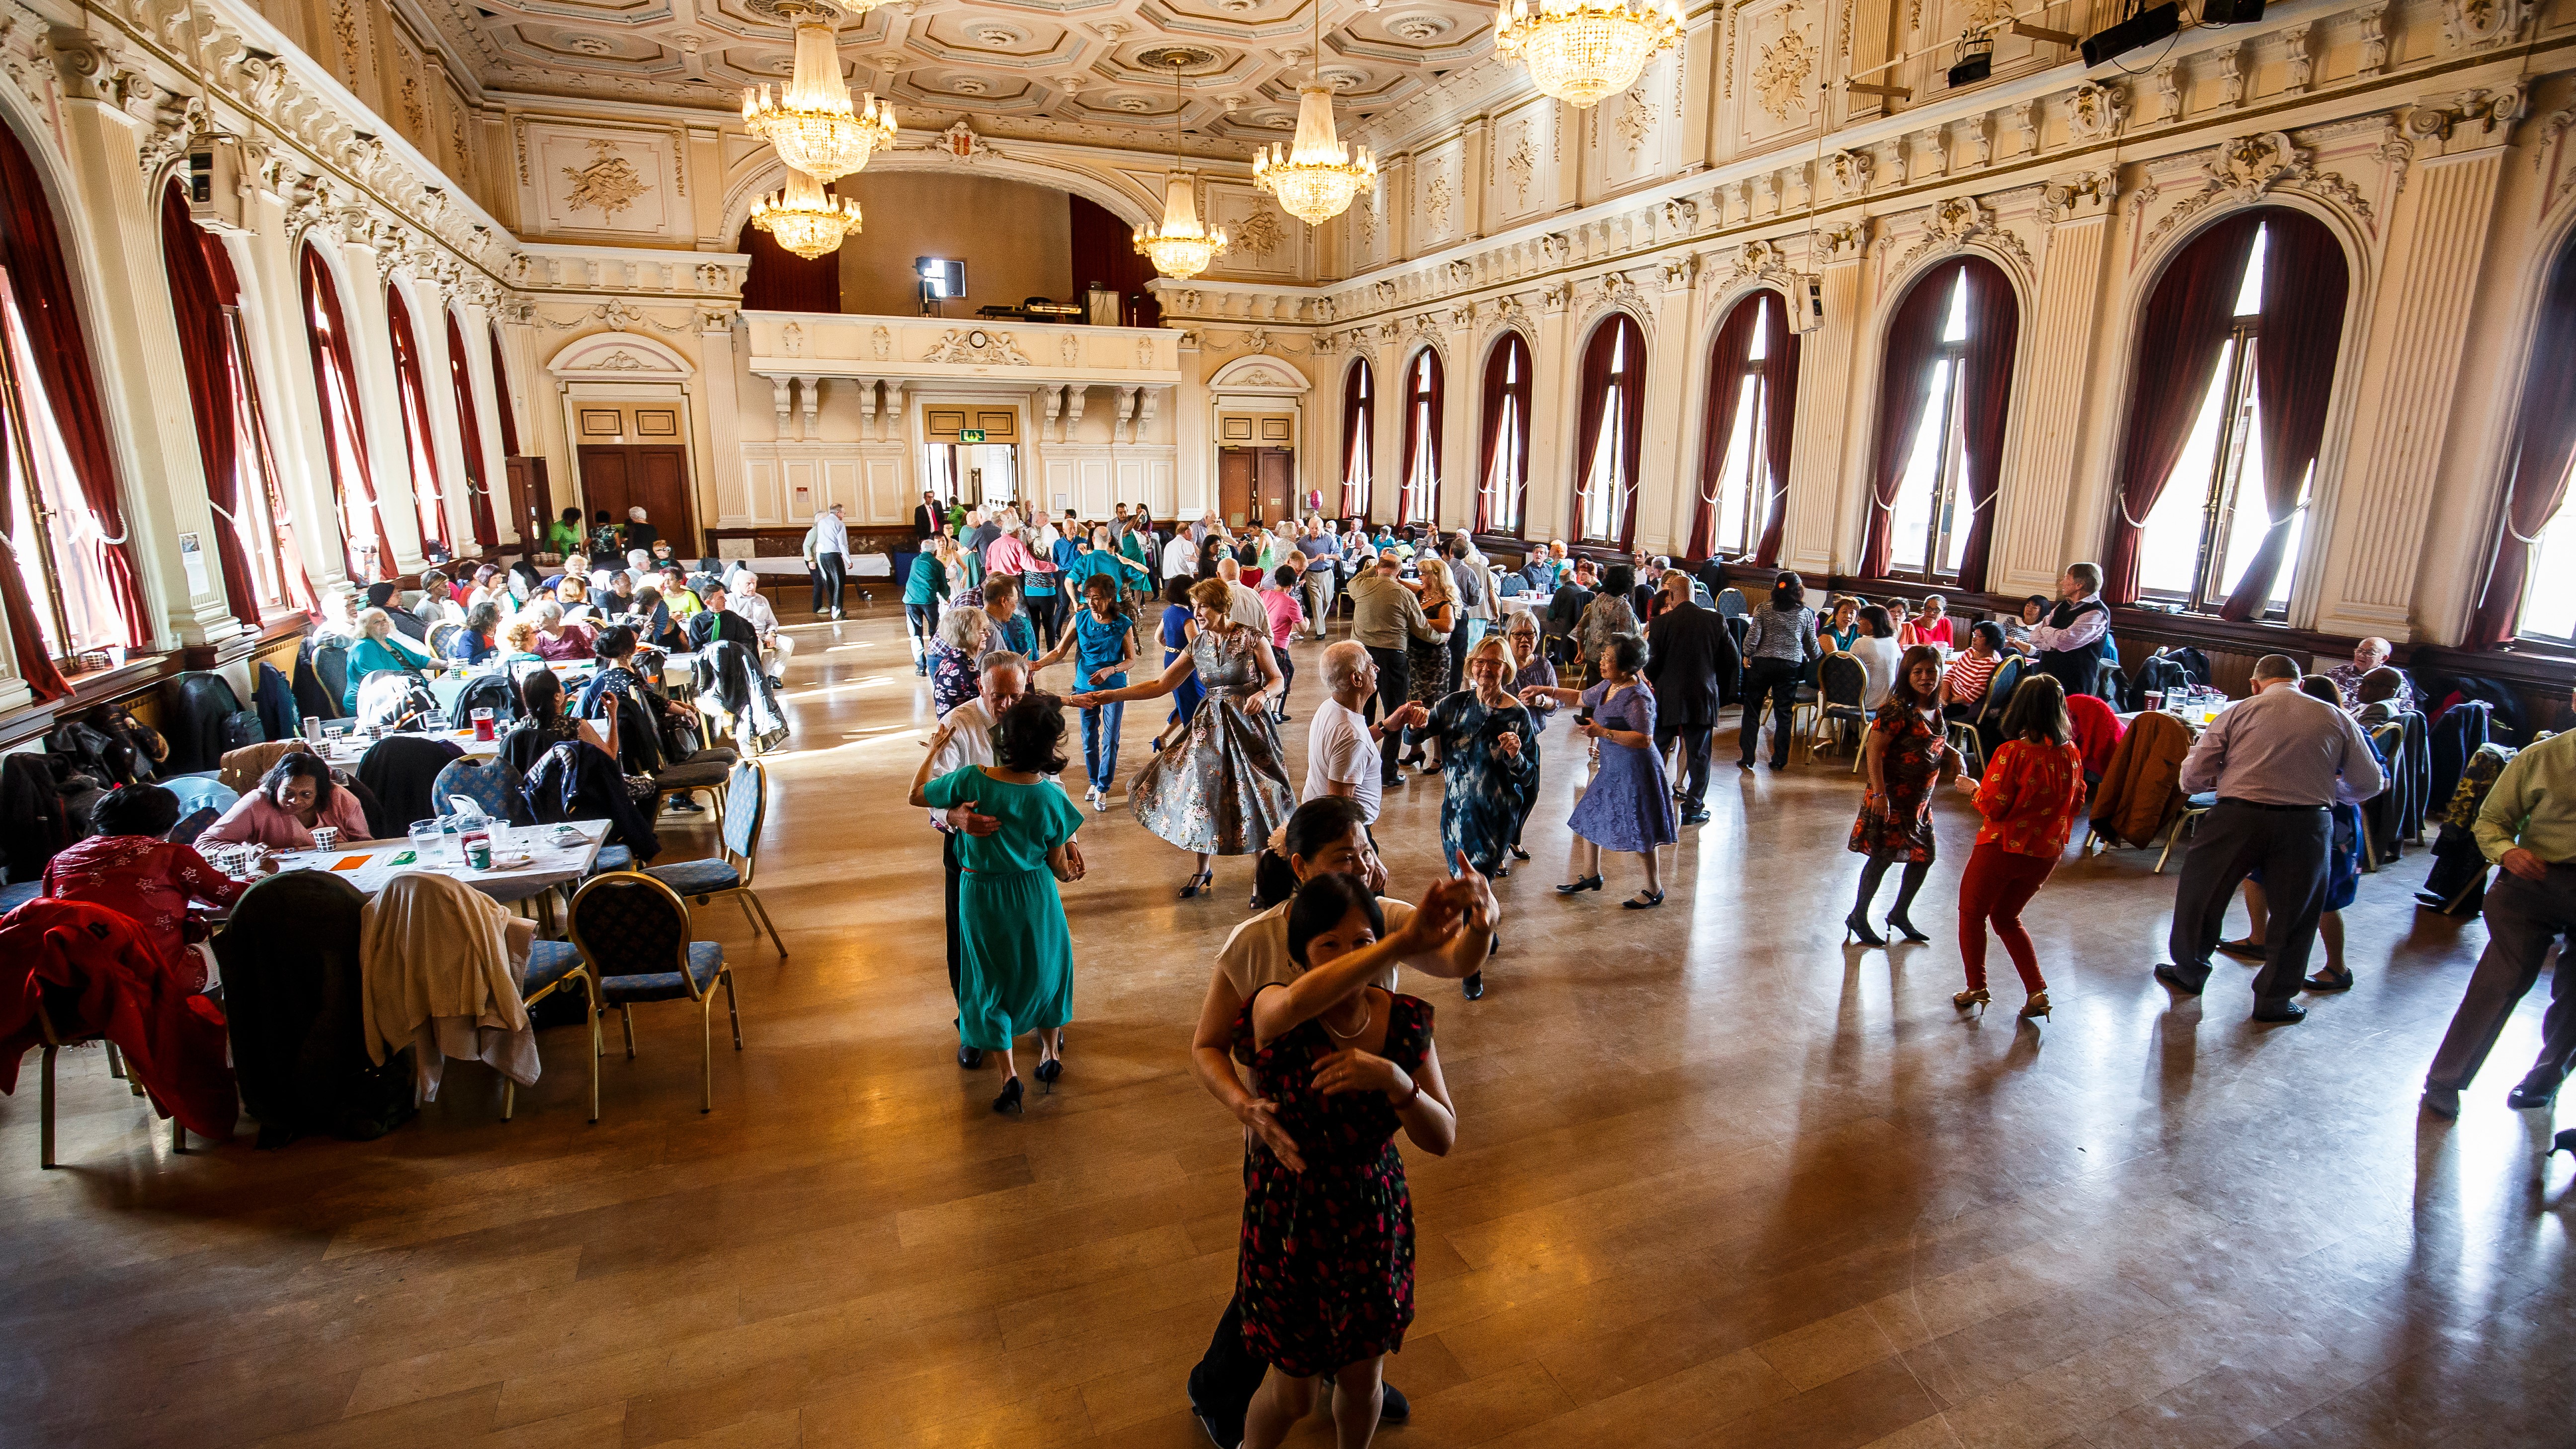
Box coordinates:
[1573,313,1646,547]
[0,118,150,697]
[1398,347,1442,527]
[2109,208,2348,620]
[1864,256,2017,586]
[1340,358,1373,519]
[162,181,307,628]
[2472,237,2576,646]
[385,284,449,554]
[1476,331,1533,536]
[444,311,498,548]
[301,244,396,581]
[1690,290,1800,564]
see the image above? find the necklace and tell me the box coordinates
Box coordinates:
[1322,997,1372,1041]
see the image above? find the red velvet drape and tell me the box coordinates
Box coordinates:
[488,325,522,456]
[1399,347,1442,525]
[1690,294,1764,561]
[300,244,398,580]
[0,119,150,657]
[383,285,448,552]
[1475,337,1507,534]
[2470,242,2576,646]
[2221,212,2349,621]
[160,183,263,630]
[1573,314,1646,546]
[443,312,497,548]
[2102,214,2263,604]
[1951,261,2022,593]
[1860,261,1962,580]
[1340,360,1371,518]
[1754,294,1802,568]
[736,219,842,314]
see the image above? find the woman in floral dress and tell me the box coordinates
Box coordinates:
[1068,577,1292,898]
[1425,636,1541,880]
[1235,873,1464,1449]
[1845,644,1962,947]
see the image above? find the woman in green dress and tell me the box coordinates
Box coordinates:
[911,693,1088,1114]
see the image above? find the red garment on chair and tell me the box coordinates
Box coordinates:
[0,899,237,1140]
[2068,695,2126,781]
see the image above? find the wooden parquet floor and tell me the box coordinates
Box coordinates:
[2,603,2569,1449]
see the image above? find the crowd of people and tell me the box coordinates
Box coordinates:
[889,496,2571,1449]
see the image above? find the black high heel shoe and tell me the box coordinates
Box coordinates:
[1555,875,1604,895]
[1179,870,1212,899]
[1507,844,1531,861]
[1886,913,1931,944]
[1034,1057,1063,1091]
[1844,911,1887,947]
[992,1077,1024,1114]
[1622,890,1665,910]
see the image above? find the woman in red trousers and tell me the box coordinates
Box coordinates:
[1952,673,2087,1021]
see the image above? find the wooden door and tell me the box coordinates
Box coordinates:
[1254,448,1294,524]
[1217,448,1255,529]
[576,444,696,556]
[504,456,550,553]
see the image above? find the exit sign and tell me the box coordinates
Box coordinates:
[957,428,987,443]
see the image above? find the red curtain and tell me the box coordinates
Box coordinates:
[1754,294,1802,567]
[1340,360,1371,518]
[2221,212,2349,621]
[0,119,151,657]
[2102,213,2263,604]
[1860,261,1963,579]
[444,312,498,548]
[488,325,522,456]
[384,284,449,552]
[1572,314,1647,546]
[160,183,264,630]
[1399,347,1442,524]
[300,244,398,580]
[2470,242,2576,646]
[1475,333,1529,535]
[1951,261,2022,593]
[736,219,842,314]
[1690,294,1764,561]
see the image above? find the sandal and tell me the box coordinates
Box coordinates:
[2304,967,2354,992]
[2215,938,2268,962]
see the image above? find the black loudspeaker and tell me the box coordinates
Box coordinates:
[2080,2,2179,67]
[1947,54,1993,87]
[2201,0,2264,21]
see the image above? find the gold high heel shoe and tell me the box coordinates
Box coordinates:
[1952,988,1990,1010]
[2019,990,2052,1020]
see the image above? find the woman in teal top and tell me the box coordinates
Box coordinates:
[1033,574,1137,810]
[911,695,1087,1114]
[341,607,433,713]
[903,538,954,676]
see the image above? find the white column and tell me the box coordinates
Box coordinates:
[1639,264,1703,556]
[697,315,747,527]
[404,274,470,556]
[1998,172,2116,594]
[229,185,354,608]
[1438,320,1478,534]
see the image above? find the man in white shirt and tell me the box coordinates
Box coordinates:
[1182,793,1491,1448]
[810,504,852,620]
[1215,556,1270,634]
[723,568,793,682]
[1308,643,1426,827]
[1162,528,1200,581]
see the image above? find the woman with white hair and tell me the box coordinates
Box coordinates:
[929,604,994,717]
[340,607,432,713]
[725,567,793,681]
[529,599,595,661]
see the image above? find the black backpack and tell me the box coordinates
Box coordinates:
[454,674,519,729]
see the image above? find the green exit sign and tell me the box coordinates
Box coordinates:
[957,428,987,443]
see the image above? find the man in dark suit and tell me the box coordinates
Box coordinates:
[912,491,942,541]
[1645,567,1737,826]
[685,582,760,653]
[1543,559,1596,672]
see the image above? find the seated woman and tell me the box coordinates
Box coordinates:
[498,617,547,666]
[445,601,500,665]
[43,784,257,992]
[1941,622,2008,726]
[2004,594,2051,654]
[1911,594,1957,649]
[1886,598,1914,647]
[529,601,595,662]
[558,574,600,624]
[1851,605,1904,712]
[341,607,434,714]
[580,624,737,774]
[629,584,686,653]
[200,752,373,851]
[1819,596,1863,654]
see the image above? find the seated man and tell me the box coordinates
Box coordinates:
[686,582,759,653]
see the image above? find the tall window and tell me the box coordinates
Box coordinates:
[385,286,449,554]
[0,272,135,659]
[1477,331,1532,536]
[1573,314,1646,547]
[1340,359,1373,519]
[1398,347,1441,527]
[1691,290,1798,563]
[2473,236,2576,646]
[301,245,395,581]
[2110,208,2347,621]
[1864,255,2018,588]
[161,180,304,627]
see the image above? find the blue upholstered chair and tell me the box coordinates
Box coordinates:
[161,774,240,819]
[501,939,600,1123]
[430,754,519,823]
[567,872,742,1112]
[643,760,783,957]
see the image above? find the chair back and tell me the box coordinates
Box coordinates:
[1820,652,1868,710]
[312,641,349,706]
[431,754,522,824]
[454,673,519,728]
[162,774,240,818]
[426,621,461,660]
[2370,719,2406,767]
[722,759,768,883]
[569,873,705,999]
[1715,587,1749,619]
[1978,654,2025,726]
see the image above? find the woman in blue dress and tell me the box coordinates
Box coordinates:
[1155,576,1204,744]
[1425,636,1540,879]
[1519,633,1676,908]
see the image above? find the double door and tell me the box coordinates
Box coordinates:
[576,445,695,557]
[1217,447,1295,529]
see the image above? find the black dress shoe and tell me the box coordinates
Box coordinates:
[2154,964,2203,997]
[1191,1407,1243,1449]
[1679,808,1711,826]
[2250,1001,2308,1025]
[1507,844,1531,861]
[2508,1075,2563,1110]
[1381,1384,1410,1423]
[1462,971,1485,1000]
[957,1044,984,1068]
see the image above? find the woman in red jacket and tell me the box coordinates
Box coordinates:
[1953,674,2088,1020]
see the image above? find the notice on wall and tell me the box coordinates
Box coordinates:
[178,532,209,595]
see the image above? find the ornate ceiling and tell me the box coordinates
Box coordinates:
[414,0,1498,151]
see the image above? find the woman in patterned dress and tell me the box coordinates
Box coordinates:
[926,605,992,720]
[1235,873,1463,1449]
[1846,644,1962,947]
[1425,636,1542,881]
[1068,577,1292,899]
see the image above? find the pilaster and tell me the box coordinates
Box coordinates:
[1638,260,1701,555]
[405,274,470,555]
[1783,229,1866,574]
[696,312,747,527]
[2002,171,2117,595]
[229,181,354,607]
[456,299,513,543]
[336,228,427,572]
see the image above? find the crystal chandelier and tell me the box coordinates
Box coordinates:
[1496,0,1685,110]
[741,2,898,184]
[1134,58,1228,280]
[1251,1,1375,226]
[750,167,862,259]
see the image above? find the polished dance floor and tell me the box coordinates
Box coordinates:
[3,603,2569,1449]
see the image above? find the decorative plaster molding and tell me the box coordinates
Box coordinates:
[2143,130,2378,252]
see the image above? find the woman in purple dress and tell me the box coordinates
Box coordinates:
[1519,634,1676,908]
